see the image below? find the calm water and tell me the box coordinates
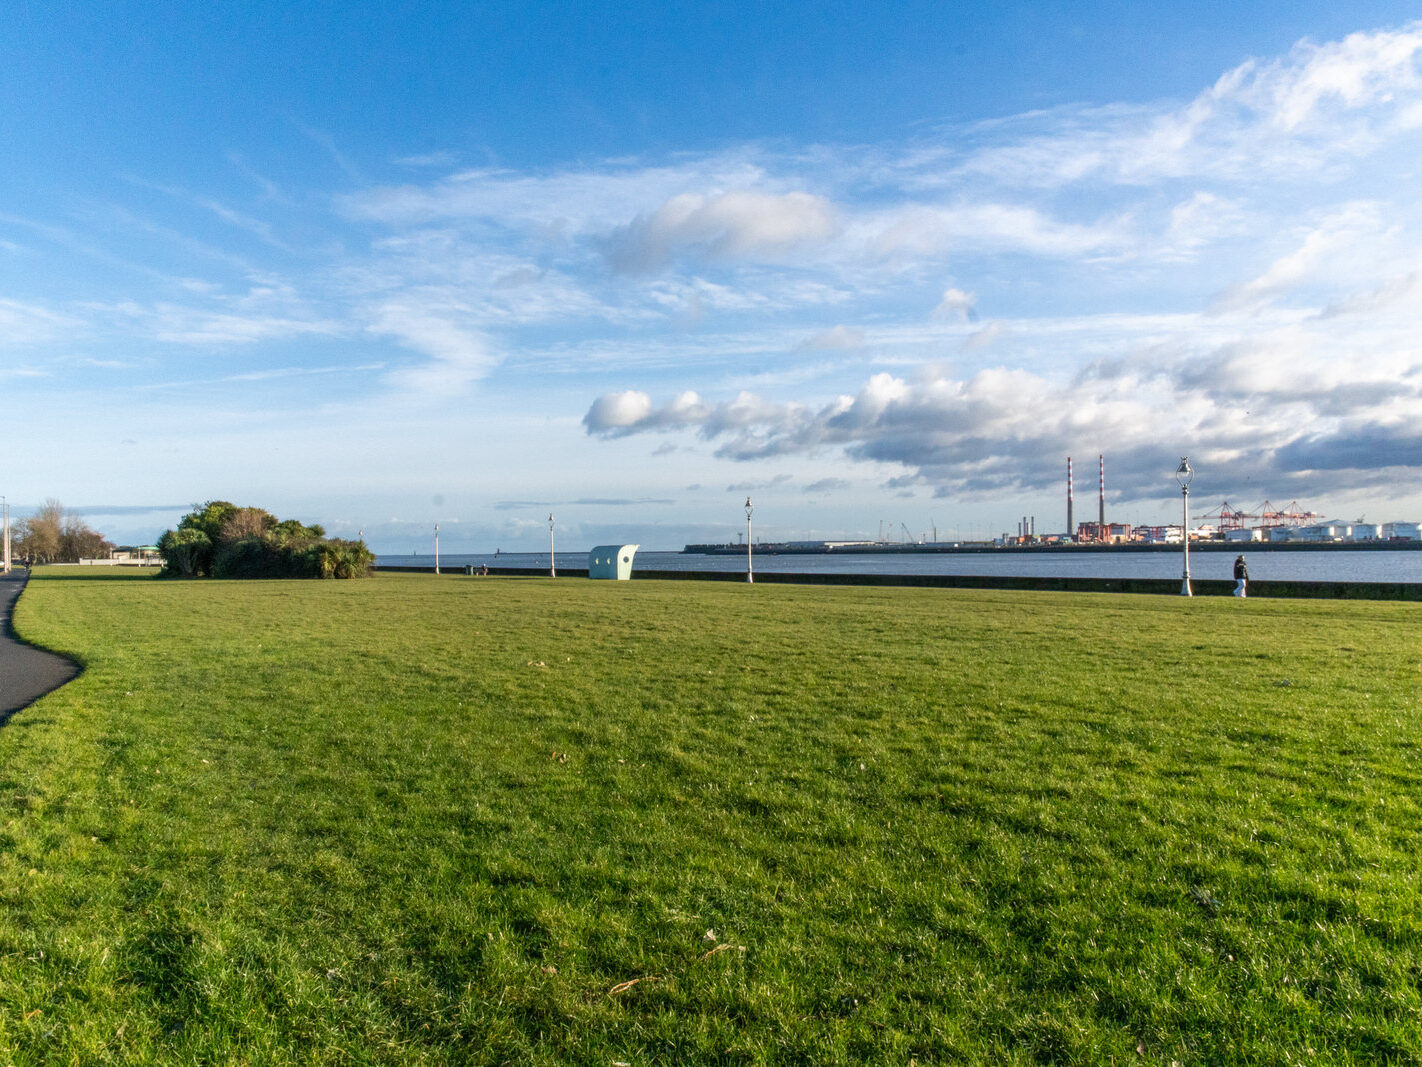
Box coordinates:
[377,547,1422,583]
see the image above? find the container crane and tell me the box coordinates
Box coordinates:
[1195,502,1258,530]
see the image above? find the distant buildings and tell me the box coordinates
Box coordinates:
[1272,521,1418,543]
[1052,519,1422,546]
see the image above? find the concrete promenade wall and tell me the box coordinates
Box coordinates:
[374,565,1422,601]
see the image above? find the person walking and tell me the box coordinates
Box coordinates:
[1233,554,1249,597]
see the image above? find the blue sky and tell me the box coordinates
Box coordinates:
[3,2,1421,551]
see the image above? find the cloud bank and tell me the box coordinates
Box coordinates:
[572,23,1422,511]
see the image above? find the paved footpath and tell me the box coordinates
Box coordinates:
[0,570,80,722]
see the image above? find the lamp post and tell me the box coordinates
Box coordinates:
[434,523,440,575]
[2,496,9,575]
[1175,457,1193,597]
[745,497,754,583]
[548,513,556,578]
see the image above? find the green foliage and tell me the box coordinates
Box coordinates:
[177,500,238,543]
[211,535,293,579]
[159,501,369,579]
[155,527,212,577]
[313,538,375,578]
[3,572,1421,1063]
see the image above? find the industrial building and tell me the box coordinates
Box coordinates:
[1059,455,1420,547]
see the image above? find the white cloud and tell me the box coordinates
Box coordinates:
[932,288,978,321]
[367,300,499,394]
[949,24,1422,188]
[1162,192,1246,257]
[963,321,1007,349]
[1214,202,1388,312]
[583,306,1422,503]
[341,157,772,231]
[0,298,79,344]
[149,308,343,345]
[1318,269,1422,318]
[605,190,837,272]
[1241,26,1422,132]
[866,203,1124,259]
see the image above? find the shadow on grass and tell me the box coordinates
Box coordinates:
[24,568,164,581]
[0,571,83,726]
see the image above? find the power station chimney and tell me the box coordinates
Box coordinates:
[1067,457,1074,542]
[1098,454,1106,539]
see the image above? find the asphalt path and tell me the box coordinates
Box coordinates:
[0,570,80,723]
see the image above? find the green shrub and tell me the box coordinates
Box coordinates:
[313,538,375,578]
[211,536,301,579]
[155,527,212,577]
[159,501,369,579]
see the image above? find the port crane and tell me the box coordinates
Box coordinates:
[1195,501,1258,530]
[1237,500,1322,531]
[1256,500,1320,527]
[1192,499,1322,532]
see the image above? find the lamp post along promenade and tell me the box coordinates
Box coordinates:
[434,524,440,575]
[745,497,754,584]
[549,514,556,578]
[1176,457,1193,597]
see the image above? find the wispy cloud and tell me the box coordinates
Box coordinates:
[796,324,866,351]
[948,24,1422,187]
[366,299,499,394]
[140,362,385,392]
[0,298,81,344]
[604,190,837,272]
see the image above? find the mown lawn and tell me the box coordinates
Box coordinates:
[0,569,1419,1064]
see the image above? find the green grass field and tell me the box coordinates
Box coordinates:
[1,570,1419,1064]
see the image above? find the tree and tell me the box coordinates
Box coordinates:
[158,502,371,579]
[219,507,276,543]
[61,517,115,561]
[21,499,64,563]
[178,501,238,543]
[12,500,114,563]
[156,527,211,577]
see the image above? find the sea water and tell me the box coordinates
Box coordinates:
[376,547,1422,583]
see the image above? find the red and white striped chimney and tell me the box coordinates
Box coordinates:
[1098,454,1106,536]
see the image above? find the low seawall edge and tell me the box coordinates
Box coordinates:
[372,566,1422,600]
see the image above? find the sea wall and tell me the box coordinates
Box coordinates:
[374,565,1422,600]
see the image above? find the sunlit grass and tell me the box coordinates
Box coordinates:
[1,569,1419,1063]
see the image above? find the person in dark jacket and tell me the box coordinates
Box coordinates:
[1233,555,1248,597]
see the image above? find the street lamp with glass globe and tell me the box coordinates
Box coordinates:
[548,513,557,578]
[1175,457,1193,597]
[745,497,754,584]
